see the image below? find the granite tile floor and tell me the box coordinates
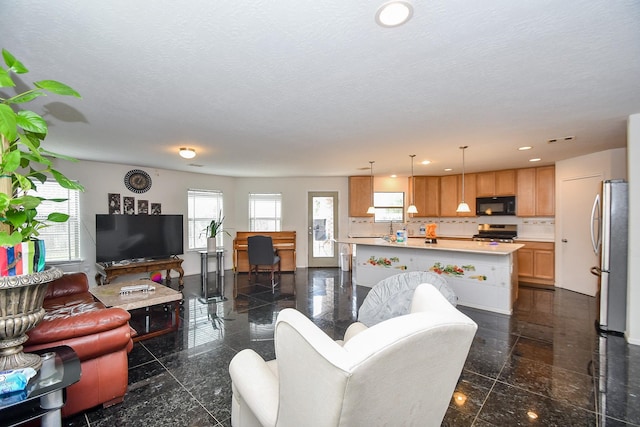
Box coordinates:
[60,268,640,426]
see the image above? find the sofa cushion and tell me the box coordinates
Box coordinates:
[44,271,90,299]
[28,292,131,346]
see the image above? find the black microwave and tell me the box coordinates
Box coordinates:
[476,196,516,216]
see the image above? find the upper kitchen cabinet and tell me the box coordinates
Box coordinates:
[440,173,476,217]
[411,176,440,217]
[476,169,516,197]
[349,176,374,217]
[516,166,555,216]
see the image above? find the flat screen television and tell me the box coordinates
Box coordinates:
[96,214,184,263]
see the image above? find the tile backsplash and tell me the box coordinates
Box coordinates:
[348,216,555,241]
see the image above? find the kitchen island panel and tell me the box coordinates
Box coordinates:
[347,239,521,314]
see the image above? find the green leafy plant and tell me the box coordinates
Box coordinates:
[0,48,84,247]
[202,212,231,239]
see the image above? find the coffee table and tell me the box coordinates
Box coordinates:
[89,279,183,342]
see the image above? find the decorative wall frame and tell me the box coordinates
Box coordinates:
[123,197,135,215]
[151,203,162,215]
[108,193,121,214]
[138,200,149,214]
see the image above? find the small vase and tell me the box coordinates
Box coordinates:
[207,237,217,253]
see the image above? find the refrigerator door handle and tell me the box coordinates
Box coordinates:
[590,193,601,254]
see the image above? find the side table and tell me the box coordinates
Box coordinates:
[0,345,81,427]
[199,249,226,302]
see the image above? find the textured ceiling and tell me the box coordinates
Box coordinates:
[1,0,639,177]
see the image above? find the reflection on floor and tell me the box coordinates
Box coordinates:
[62,268,639,426]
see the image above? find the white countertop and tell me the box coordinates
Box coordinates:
[339,238,524,255]
[514,236,555,243]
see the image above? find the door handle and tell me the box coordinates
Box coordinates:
[562,239,568,243]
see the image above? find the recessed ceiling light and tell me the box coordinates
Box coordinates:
[529,158,541,162]
[421,160,431,165]
[390,174,397,178]
[444,168,453,172]
[375,1,413,27]
[518,146,532,151]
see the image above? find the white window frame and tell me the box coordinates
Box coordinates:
[187,189,224,250]
[373,192,405,223]
[30,181,81,262]
[249,193,282,231]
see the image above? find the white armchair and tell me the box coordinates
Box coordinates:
[228,284,477,427]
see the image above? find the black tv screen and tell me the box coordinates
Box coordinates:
[96,214,184,263]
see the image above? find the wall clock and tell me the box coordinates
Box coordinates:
[124,169,152,193]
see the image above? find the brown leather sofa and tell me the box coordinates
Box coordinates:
[24,272,134,418]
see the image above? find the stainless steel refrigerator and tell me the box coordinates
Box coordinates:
[590,180,628,334]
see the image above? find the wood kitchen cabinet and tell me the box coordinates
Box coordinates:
[517,241,555,286]
[476,169,516,197]
[516,166,555,216]
[349,176,373,217]
[411,176,440,217]
[439,173,476,217]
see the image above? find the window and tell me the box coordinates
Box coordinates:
[249,193,282,231]
[187,189,224,250]
[373,192,404,222]
[31,181,81,262]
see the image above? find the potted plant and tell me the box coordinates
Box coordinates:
[0,48,84,259]
[203,212,231,252]
[0,48,83,371]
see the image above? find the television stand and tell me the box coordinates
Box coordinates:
[95,257,184,287]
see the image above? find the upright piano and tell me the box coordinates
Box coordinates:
[233,231,296,272]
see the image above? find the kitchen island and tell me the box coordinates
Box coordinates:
[341,238,524,314]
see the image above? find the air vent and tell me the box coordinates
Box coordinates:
[547,136,575,144]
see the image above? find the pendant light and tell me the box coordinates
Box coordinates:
[367,161,376,214]
[456,146,471,213]
[407,154,418,214]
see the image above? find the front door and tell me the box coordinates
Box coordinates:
[308,192,338,267]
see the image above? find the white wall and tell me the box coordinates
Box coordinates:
[234,176,350,267]
[627,114,640,345]
[54,160,349,281]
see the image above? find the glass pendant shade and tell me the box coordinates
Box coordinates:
[456,202,471,213]
[407,204,418,214]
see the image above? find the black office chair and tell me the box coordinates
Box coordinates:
[247,235,281,291]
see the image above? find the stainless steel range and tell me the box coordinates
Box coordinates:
[472,224,517,243]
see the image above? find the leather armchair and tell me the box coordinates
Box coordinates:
[24,272,133,418]
[229,283,478,427]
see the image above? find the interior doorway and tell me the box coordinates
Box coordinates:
[558,174,602,296]
[308,192,338,267]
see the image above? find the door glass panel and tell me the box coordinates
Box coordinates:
[312,196,334,258]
